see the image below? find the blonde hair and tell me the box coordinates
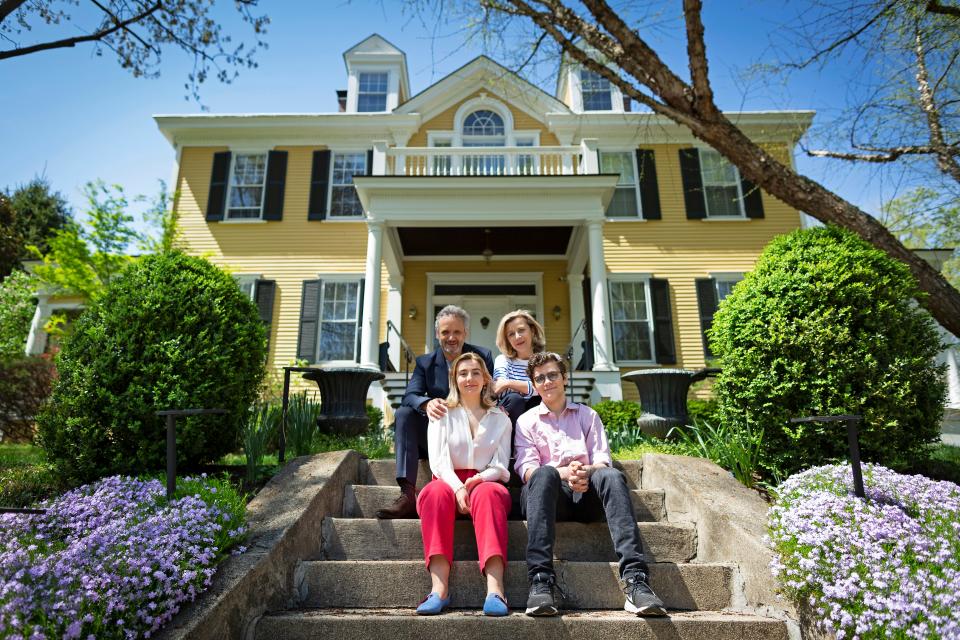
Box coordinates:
[445,352,496,409]
[495,309,546,358]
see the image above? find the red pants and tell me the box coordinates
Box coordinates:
[416,469,511,574]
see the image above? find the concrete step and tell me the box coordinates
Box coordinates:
[320,518,695,563]
[256,609,788,640]
[296,561,733,611]
[343,483,666,521]
[362,459,643,490]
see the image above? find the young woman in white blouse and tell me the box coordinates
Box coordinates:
[415,352,513,616]
[493,309,545,426]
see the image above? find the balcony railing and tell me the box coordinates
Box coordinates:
[372,139,600,177]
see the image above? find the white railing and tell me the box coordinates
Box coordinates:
[374,139,600,177]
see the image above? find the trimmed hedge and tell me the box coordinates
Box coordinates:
[709,226,945,476]
[37,252,266,482]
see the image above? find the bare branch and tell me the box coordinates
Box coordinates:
[681,0,718,117]
[0,0,29,24]
[913,23,960,182]
[785,0,899,70]
[926,0,960,18]
[0,1,162,61]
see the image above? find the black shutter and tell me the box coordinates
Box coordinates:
[263,151,288,221]
[255,279,277,352]
[297,280,322,362]
[206,151,231,222]
[740,175,765,219]
[678,148,706,220]
[635,149,661,220]
[354,279,366,362]
[649,278,677,365]
[366,149,374,176]
[308,151,331,221]
[695,278,718,359]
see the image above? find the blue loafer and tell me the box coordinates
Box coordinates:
[416,592,450,615]
[483,592,509,616]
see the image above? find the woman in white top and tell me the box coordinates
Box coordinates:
[493,309,546,427]
[415,352,513,616]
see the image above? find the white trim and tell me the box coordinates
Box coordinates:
[402,254,566,262]
[606,273,658,366]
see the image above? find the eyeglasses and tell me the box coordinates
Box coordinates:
[532,371,563,385]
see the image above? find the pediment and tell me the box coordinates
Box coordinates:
[396,56,571,124]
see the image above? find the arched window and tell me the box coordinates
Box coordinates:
[462,110,505,137]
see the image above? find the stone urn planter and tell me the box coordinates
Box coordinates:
[621,368,719,438]
[302,367,385,437]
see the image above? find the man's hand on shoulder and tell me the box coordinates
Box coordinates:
[424,398,448,421]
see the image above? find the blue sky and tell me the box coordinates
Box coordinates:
[0,1,894,231]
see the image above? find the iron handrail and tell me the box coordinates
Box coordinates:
[565,319,586,403]
[386,320,416,385]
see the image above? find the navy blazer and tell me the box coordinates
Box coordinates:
[401,344,495,413]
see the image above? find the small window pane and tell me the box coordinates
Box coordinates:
[699,149,743,217]
[600,152,638,217]
[227,153,267,219]
[463,110,504,136]
[609,281,652,361]
[318,281,360,361]
[705,185,741,217]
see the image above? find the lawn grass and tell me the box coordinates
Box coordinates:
[611,440,686,461]
[909,442,960,485]
[0,443,44,469]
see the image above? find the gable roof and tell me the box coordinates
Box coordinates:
[395,56,571,124]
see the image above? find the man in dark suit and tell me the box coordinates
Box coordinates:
[376,305,495,519]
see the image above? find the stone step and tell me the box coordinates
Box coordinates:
[256,609,788,640]
[296,561,733,611]
[362,459,643,490]
[320,518,695,563]
[343,483,666,521]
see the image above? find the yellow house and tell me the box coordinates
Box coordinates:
[153,34,812,407]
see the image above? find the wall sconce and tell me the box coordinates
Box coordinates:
[552,305,562,321]
[407,305,418,319]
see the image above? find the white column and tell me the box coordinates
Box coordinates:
[587,220,615,371]
[372,140,388,176]
[386,274,404,371]
[24,295,50,356]
[580,138,599,174]
[567,273,585,368]
[359,221,384,369]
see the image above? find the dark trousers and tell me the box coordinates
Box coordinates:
[393,405,428,486]
[498,390,541,426]
[521,465,650,582]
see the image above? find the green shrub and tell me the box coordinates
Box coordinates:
[687,398,719,426]
[37,252,266,483]
[0,270,38,359]
[0,356,56,442]
[0,463,68,508]
[709,225,945,476]
[593,399,643,432]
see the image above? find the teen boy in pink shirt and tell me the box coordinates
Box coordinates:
[514,352,667,617]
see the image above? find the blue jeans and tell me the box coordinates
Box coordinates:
[521,465,650,581]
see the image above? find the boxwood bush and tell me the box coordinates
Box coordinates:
[709,225,945,476]
[37,252,266,483]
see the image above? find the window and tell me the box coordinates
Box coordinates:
[234,275,260,301]
[462,110,506,175]
[318,280,360,361]
[715,274,744,301]
[357,72,388,112]
[608,280,654,362]
[227,153,267,219]
[580,69,612,111]
[699,149,744,217]
[330,152,366,217]
[600,151,639,217]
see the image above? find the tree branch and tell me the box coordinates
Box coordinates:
[681,0,718,117]
[0,0,29,24]
[785,0,899,70]
[913,23,960,182]
[926,0,960,18]
[0,1,163,61]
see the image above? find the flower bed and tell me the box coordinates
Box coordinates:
[0,475,246,639]
[769,464,960,639]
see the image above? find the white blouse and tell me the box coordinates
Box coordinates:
[428,405,512,493]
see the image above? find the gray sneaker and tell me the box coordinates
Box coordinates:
[525,572,558,616]
[623,574,667,616]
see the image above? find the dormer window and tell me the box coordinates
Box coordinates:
[580,69,612,111]
[357,72,388,112]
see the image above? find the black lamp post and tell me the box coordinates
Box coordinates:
[155,408,228,500]
[789,414,865,499]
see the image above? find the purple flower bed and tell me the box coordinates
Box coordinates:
[0,475,247,639]
[769,464,960,639]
